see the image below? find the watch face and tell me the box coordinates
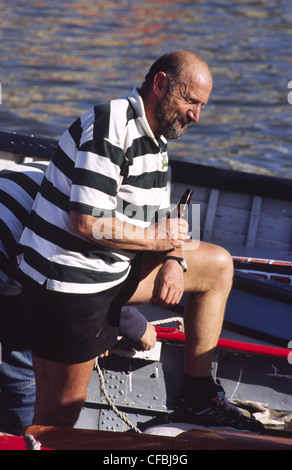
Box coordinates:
[181,259,187,271]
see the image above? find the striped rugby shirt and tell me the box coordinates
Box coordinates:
[19,88,170,294]
[0,162,48,296]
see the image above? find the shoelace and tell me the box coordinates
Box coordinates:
[212,391,242,415]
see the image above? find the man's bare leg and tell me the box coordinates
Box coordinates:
[128,240,234,377]
[128,242,264,432]
[32,355,95,427]
[182,242,233,377]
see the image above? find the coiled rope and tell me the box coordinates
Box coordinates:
[23,434,41,450]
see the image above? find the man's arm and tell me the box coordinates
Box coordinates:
[71,211,188,308]
[70,211,188,253]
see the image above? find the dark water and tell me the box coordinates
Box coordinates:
[1,0,292,177]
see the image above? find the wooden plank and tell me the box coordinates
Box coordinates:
[257,214,292,247]
[203,189,220,241]
[246,196,262,247]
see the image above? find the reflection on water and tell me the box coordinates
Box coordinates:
[1,0,292,177]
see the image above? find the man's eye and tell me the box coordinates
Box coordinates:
[186,98,197,105]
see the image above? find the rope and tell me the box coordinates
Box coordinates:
[95,316,184,434]
[23,434,42,450]
[151,316,184,332]
[95,357,142,434]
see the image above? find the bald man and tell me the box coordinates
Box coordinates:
[20,50,263,433]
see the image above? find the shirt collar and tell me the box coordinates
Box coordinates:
[126,88,167,147]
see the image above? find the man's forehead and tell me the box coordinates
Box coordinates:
[181,63,212,85]
[179,69,212,96]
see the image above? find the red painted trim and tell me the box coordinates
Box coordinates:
[155,327,291,359]
[0,435,51,450]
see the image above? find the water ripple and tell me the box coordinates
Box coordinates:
[0,0,292,176]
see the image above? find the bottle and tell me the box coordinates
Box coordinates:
[168,188,193,219]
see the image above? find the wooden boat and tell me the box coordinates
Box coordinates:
[0,130,291,450]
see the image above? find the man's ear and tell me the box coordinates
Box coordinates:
[153,72,169,98]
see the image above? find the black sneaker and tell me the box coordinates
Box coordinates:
[171,385,264,434]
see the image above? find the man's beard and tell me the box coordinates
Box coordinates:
[154,93,191,140]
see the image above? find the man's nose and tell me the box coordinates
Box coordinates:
[187,104,201,123]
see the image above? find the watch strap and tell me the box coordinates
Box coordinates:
[164,256,187,272]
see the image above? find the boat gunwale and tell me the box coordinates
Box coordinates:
[1,130,292,201]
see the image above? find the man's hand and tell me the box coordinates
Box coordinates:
[98,350,110,358]
[152,217,189,252]
[151,258,184,306]
[112,322,157,353]
[134,322,157,351]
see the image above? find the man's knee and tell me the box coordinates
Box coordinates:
[215,245,233,269]
[211,245,234,287]
[54,397,86,427]
[34,394,86,428]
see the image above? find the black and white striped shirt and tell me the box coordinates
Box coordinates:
[20,88,170,294]
[0,162,48,296]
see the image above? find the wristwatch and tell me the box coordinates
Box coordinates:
[164,256,188,272]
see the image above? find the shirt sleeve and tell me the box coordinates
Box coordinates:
[119,305,148,342]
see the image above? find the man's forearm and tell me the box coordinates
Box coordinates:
[71,210,189,253]
[70,211,156,251]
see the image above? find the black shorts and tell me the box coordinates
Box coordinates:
[21,257,141,364]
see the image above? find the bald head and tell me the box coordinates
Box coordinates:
[140,50,212,94]
[139,50,212,139]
